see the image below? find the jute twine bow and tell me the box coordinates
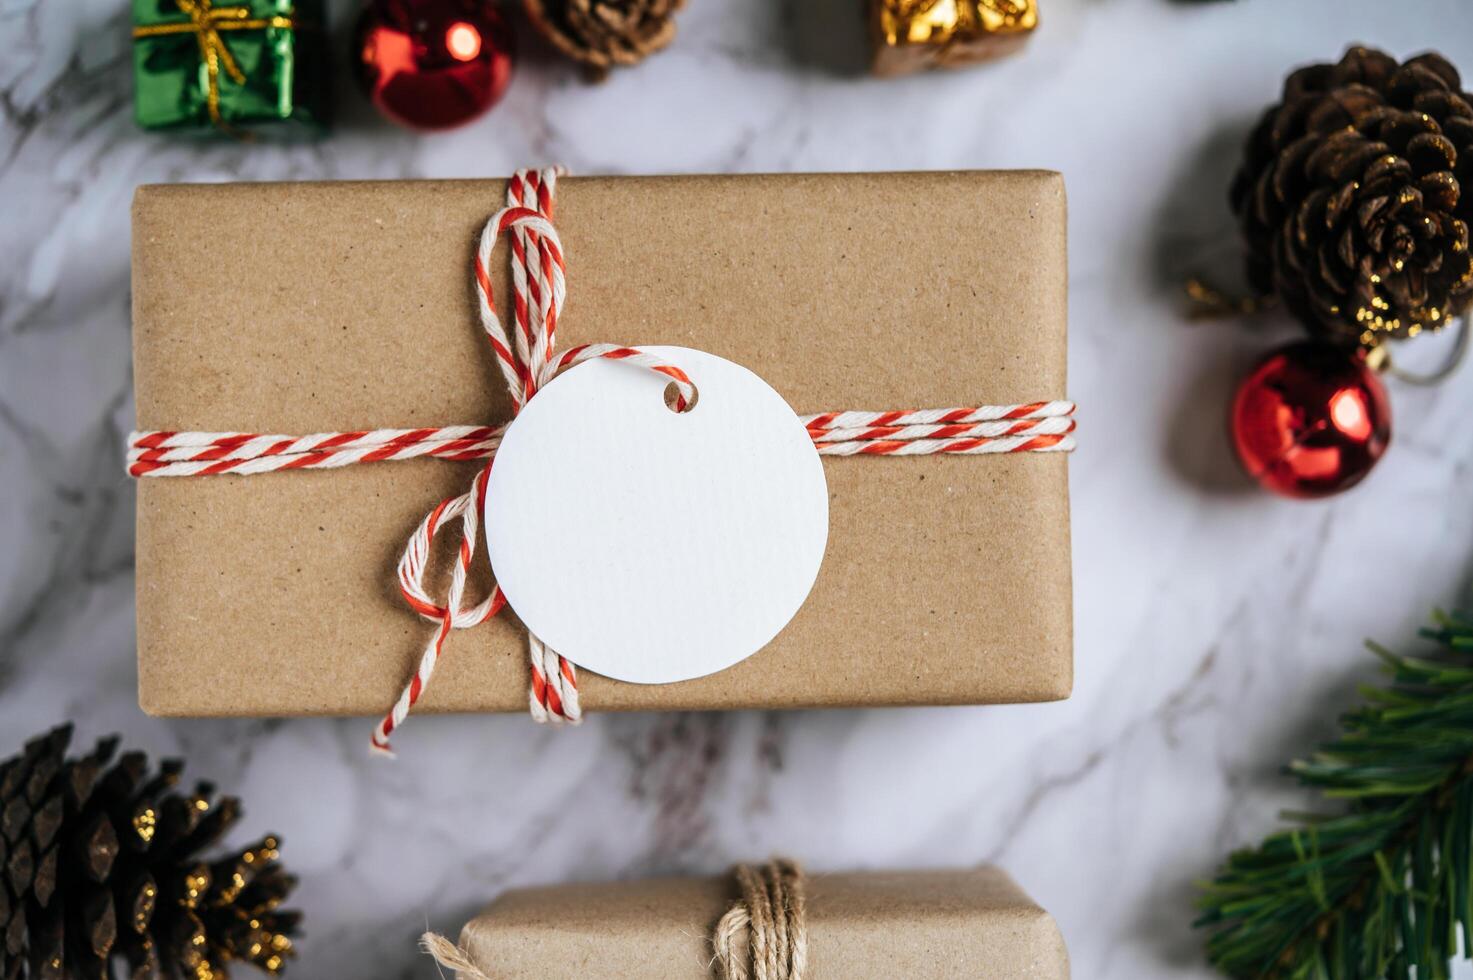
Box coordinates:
[131,0,297,130]
[127,167,1078,755]
[713,859,809,980]
[422,859,809,980]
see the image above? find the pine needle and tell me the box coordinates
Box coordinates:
[1197,611,1473,979]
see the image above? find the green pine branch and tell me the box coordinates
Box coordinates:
[1197,610,1473,980]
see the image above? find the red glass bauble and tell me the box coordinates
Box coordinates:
[354,0,515,131]
[1230,341,1391,498]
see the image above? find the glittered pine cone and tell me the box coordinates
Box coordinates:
[523,0,684,79]
[0,725,300,980]
[1231,46,1473,347]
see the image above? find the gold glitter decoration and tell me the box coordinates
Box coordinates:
[133,806,158,843]
[134,881,159,931]
[184,867,211,907]
[871,0,1037,77]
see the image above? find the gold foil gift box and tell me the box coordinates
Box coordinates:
[871,0,1038,77]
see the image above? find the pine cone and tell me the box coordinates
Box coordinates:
[0,726,300,980]
[1231,46,1473,347]
[523,0,684,79]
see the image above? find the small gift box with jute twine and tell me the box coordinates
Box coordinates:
[131,0,329,133]
[424,860,1069,979]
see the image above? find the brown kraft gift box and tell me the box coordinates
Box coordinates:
[130,171,1072,717]
[451,866,1069,978]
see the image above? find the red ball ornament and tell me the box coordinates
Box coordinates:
[354,0,515,131]
[1230,341,1391,498]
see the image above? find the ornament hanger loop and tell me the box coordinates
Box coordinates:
[1371,318,1470,388]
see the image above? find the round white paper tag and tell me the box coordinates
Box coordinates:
[484,346,829,685]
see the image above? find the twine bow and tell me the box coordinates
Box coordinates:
[131,0,296,129]
[370,168,697,755]
[713,860,809,980]
[422,858,808,980]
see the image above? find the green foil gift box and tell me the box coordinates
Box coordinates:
[131,0,329,133]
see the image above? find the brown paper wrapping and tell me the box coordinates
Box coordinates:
[131,172,1071,717]
[457,867,1069,978]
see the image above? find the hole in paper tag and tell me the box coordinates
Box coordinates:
[485,346,829,685]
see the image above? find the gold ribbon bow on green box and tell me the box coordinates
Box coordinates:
[131,0,328,133]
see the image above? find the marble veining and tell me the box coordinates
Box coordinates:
[4,0,1473,975]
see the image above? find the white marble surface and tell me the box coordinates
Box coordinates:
[5,0,1473,976]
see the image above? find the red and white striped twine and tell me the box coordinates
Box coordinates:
[128,168,1076,755]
